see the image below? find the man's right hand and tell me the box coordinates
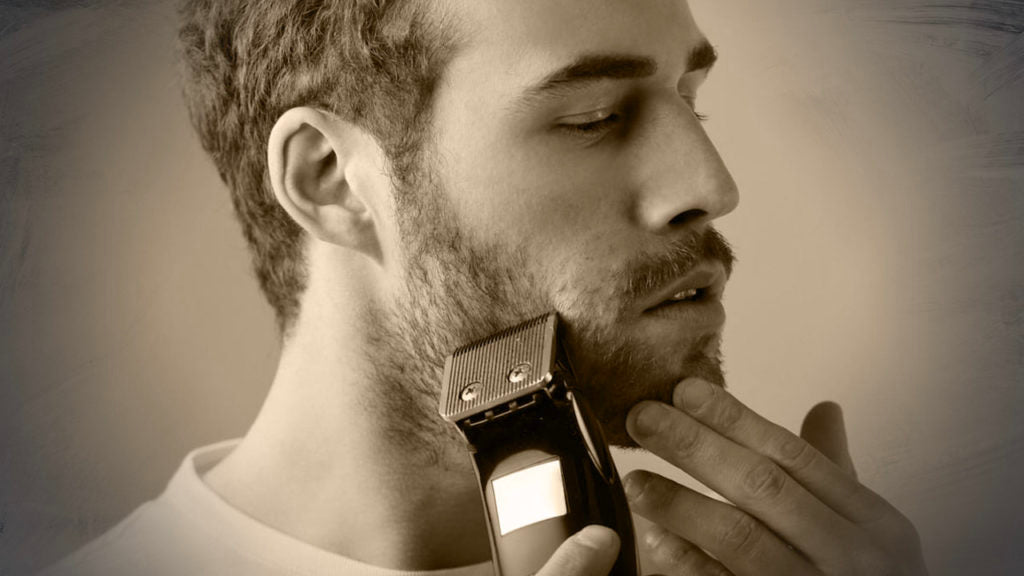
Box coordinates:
[536,525,621,575]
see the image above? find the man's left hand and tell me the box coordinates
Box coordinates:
[623,379,929,575]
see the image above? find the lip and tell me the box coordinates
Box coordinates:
[638,261,728,328]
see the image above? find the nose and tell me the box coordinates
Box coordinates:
[632,99,739,233]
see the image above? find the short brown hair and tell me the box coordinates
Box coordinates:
[178,0,455,332]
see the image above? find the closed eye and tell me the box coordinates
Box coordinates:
[559,112,621,136]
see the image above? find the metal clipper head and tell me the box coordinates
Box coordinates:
[439,313,560,426]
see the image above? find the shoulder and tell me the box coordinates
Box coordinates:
[37,499,171,576]
[36,491,279,576]
[36,441,269,576]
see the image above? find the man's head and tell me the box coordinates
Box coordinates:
[179,0,738,454]
[178,0,457,333]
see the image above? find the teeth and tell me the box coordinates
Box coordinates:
[670,288,699,301]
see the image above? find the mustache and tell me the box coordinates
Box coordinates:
[621,227,736,304]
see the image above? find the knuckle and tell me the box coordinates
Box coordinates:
[879,511,922,550]
[777,436,819,473]
[667,419,703,459]
[720,512,762,555]
[855,492,908,530]
[715,397,744,431]
[848,486,889,522]
[742,459,788,501]
[898,518,923,550]
[658,538,702,569]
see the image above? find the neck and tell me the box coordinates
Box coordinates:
[203,264,491,570]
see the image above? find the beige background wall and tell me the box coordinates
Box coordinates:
[1,1,1021,574]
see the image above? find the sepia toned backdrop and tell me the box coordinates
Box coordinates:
[1,0,1021,574]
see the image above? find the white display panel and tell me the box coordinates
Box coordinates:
[492,459,568,535]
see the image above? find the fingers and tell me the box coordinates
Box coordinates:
[643,524,734,576]
[796,403,923,558]
[536,525,620,576]
[626,399,865,569]
[666,378,899,528]
[800,401,856,478]
[626,471,811,576]
[627,380,930,575]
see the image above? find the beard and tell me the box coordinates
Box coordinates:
[362,162,736,468]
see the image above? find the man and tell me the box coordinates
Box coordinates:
[43,0,929,574]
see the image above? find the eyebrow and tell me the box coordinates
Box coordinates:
[516,38,718,109]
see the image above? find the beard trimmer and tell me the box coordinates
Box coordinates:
[438,312,639,576]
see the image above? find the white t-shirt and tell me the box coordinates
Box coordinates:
[40,440,494,576]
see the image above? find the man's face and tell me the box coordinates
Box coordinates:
[370,0,738,454]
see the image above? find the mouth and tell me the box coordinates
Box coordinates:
[639,262,728,329]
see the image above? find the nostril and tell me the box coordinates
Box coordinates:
[668,209,707,228]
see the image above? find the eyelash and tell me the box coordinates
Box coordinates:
[561,113,622,136]
[559,100,708,139]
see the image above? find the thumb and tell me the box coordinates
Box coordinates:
[535,525,621,576]
[800,401,857,478]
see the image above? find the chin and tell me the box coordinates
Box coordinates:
[603,422,645,450]
[581,343,727,450]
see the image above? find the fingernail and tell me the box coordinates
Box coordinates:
[631,403,667,438]
[576,525,618,550]
[677,378,714,412]
[622,472,646,501]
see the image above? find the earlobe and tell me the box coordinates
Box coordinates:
[267,107,382,262]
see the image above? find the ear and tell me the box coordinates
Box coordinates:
[267,107,382,262]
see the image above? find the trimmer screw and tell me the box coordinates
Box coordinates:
[461,382,482,402]
[507,363,532,384]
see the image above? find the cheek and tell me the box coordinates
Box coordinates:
[434,125,644,316]
[532,225,640,326]
[456,152,632,252]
